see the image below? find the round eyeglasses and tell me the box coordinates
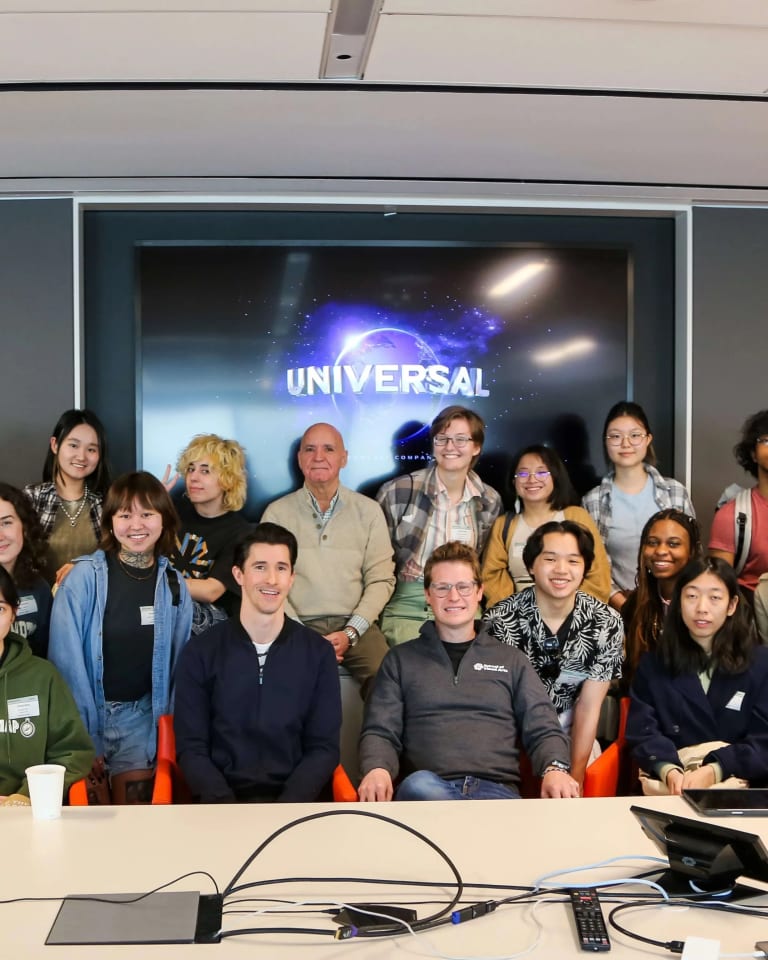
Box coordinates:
[604,431,648,447]
[514,469,551,480]
[429,581,479,598]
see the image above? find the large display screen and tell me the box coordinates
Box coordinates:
[138,243,628,516]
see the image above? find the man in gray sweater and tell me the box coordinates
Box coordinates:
[358,541,579,801]
[262,422,394,699]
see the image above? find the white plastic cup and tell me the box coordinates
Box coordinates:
[25,764,66,820]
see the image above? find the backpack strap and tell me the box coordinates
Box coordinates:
[165,567,181,607]
[733,488,753,576]
[501,510,515,545]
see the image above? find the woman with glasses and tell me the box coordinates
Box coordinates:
[626,556,768,795]
[376,406,502,646]
[482,445,610,609]
[621,509,703,691]
[583,401,695,613]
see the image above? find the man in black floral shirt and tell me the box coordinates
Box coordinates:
[485,520,623,790]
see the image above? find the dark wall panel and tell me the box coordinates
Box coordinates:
[692,207,768,541]
[0,199,74,486]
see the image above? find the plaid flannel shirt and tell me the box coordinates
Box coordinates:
[24,481,103,541]
[376,464,502,581]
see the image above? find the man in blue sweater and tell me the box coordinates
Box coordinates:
[173,523,341,802]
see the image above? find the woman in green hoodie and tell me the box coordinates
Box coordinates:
[0,567,94,807]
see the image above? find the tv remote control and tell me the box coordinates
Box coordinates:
[569,888,610,952]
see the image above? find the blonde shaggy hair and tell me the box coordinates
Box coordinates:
[176,434,248,512]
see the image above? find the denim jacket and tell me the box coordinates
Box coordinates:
[48,550,192,758]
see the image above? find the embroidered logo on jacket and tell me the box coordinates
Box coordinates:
[473,663,509,673]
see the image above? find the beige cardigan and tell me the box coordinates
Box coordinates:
[481,505,611,609]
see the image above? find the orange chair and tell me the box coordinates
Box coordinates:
[72,714,358,803]
[68,714,184,805]
[331,764,359,802]
[518,696,631,799]
[583,695,631,798]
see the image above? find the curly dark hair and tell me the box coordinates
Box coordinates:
[659,556,757,676]
[733,409,768,478]
[509,444,578,512]
[0,483,49,589]
[624,509,702,682]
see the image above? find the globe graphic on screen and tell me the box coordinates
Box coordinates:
[332,327,443,432]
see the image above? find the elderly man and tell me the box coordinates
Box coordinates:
[262,423,395,698]
[358,541,578,801]
[485,520,623,791]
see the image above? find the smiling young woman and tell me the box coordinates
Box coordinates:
[48,472,192,803]
[583,401,695,613]
[481,445,610,609]
[24,409,112,584]
[376,406,502,646]
[620,509,703,690]
[626,556,768,796]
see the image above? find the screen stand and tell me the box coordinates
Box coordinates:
[656,870,766,903]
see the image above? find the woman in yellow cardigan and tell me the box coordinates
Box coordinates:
[482,445,610,609]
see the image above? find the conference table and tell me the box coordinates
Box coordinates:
[2,795,767,958]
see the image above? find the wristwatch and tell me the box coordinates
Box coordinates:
[343,626,359,647]
[542,760,571,776]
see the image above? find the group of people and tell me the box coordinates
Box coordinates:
[1,400,767,807]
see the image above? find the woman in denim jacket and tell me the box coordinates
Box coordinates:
[49,472,192,803]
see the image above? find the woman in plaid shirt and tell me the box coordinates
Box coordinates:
[24,409,111,584]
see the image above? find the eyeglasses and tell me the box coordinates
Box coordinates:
[757,437,768,447]
[514,469,551,480]
[429,581,479,598]
[433,435,473,448]
[604,431,648,447]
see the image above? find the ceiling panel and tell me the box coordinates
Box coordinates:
[0,11,327,82]
[0,0,328,10]
[382,0,768,28]
[1,88,766,188]
[367,13,768,94]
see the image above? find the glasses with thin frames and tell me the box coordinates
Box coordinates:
[756,437,768,447]
[514,469,551,480]
[429,581,479,598]
[604,431,648,447]
[433,434,473,448]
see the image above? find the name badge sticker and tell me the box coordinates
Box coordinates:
[16,595,39,617]
[725,691,745,711]
[7,695,40,720]
[140,606,155,627]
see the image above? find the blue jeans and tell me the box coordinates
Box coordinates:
[395,770,520,801]
[103,695,154,774]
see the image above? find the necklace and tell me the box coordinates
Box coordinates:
[118,556,156,582]
[59,484,89,527]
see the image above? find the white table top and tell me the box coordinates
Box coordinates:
[2,795,767,958]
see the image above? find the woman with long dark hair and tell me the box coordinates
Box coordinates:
[49,472,192,802]
[621,508,702,690]
[482,444,610,608]
[583,401,695,612]
[0,483,52,657]
[626,556,768,795]
[24,409,111,582]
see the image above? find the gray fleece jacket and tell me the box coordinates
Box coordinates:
[359,622,570,788]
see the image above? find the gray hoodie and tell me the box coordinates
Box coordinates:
[359,622,569,788]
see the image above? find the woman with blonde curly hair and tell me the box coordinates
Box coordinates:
[165,434,251,634]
